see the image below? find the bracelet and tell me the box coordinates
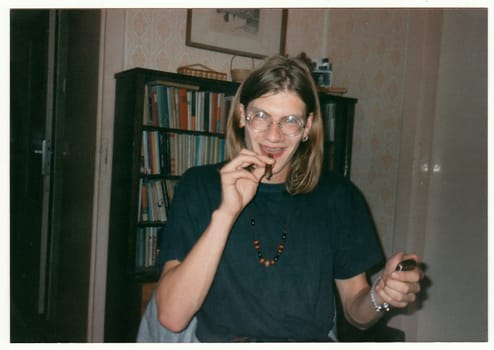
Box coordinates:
[370,276,390,312]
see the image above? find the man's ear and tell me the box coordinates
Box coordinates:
[303,113,314,138]
[239,104,246,128]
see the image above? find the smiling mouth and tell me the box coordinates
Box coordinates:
[262,146,284,157]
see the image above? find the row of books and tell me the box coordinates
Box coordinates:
[135,226,163,269]
[141,130,164,175]
[168,132,225,176]
[138,178,169,223]
[143,82,233,133]
[141,130,225,177]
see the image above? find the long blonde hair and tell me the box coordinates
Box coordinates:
[225,55,324,195]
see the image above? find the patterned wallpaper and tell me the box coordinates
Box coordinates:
[328,9,410,254]
[123,8,411,255]
[124,9,326,80]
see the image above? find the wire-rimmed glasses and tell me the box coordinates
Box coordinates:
[245,111,305,137]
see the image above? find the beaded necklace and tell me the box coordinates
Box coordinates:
[249,194,293,268]
[251,217,287,267]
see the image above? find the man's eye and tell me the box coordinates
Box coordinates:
[285,116,301,124]
[254,111,267,119]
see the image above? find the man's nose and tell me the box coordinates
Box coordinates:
[265,122,284,141]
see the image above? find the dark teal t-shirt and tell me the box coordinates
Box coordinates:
[159,164,383,342]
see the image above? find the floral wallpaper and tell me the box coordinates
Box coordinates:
[328,9,410,254]
[124,9,326,80]
[123,8,412,256]
[124,9,239,77]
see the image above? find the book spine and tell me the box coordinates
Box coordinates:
[190,91,196,131]
[141,180,149,222]
[142,131,150,174]
[168,133,177,176]
[142,85,150,125]
[154,179,167,222]
[210,92,218,133]
[146,181,154,222]
[150,86,158,127]
[203,91,210,132]
[178,88,188,130]
[149,131,160,175]
[157,85,169,128]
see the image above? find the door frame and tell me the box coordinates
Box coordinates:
[86,9,125,342]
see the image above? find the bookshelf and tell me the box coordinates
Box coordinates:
[319,92,357,178]
[104,67,357,341]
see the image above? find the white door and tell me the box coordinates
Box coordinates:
[392,9,487,341]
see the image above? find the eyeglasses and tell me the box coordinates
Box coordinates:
[245,111,306,137]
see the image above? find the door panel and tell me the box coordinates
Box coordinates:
[10,10,52,341]
[416,9,487,341]
[10,9,101,342]
[48,10,100,340]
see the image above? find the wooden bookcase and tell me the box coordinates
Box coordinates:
[104,67,357,341]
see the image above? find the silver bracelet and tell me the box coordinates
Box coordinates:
[370,276,390,312]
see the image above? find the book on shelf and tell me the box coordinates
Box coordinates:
[203,91,210,132]
[210,92,218,133]
[188,91,195,131]
[164,86,176,129]
[139,179,169,223]
[150,88,159,126]
[145,180,155,221]
[323,102,336,142]
[154,179,168,222]
[141,131,161,175]
[143,84,151,125]
[141,131,150,174]
[139,180,149,222]
[178,88,188,130]
[159,132,169,175]
[150,131,160,175]
[135,226,164,269]
[156,85,169,128]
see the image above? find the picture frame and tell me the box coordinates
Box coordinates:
[186,9,288,59]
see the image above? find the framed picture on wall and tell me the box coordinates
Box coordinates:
[186,9,287,59]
